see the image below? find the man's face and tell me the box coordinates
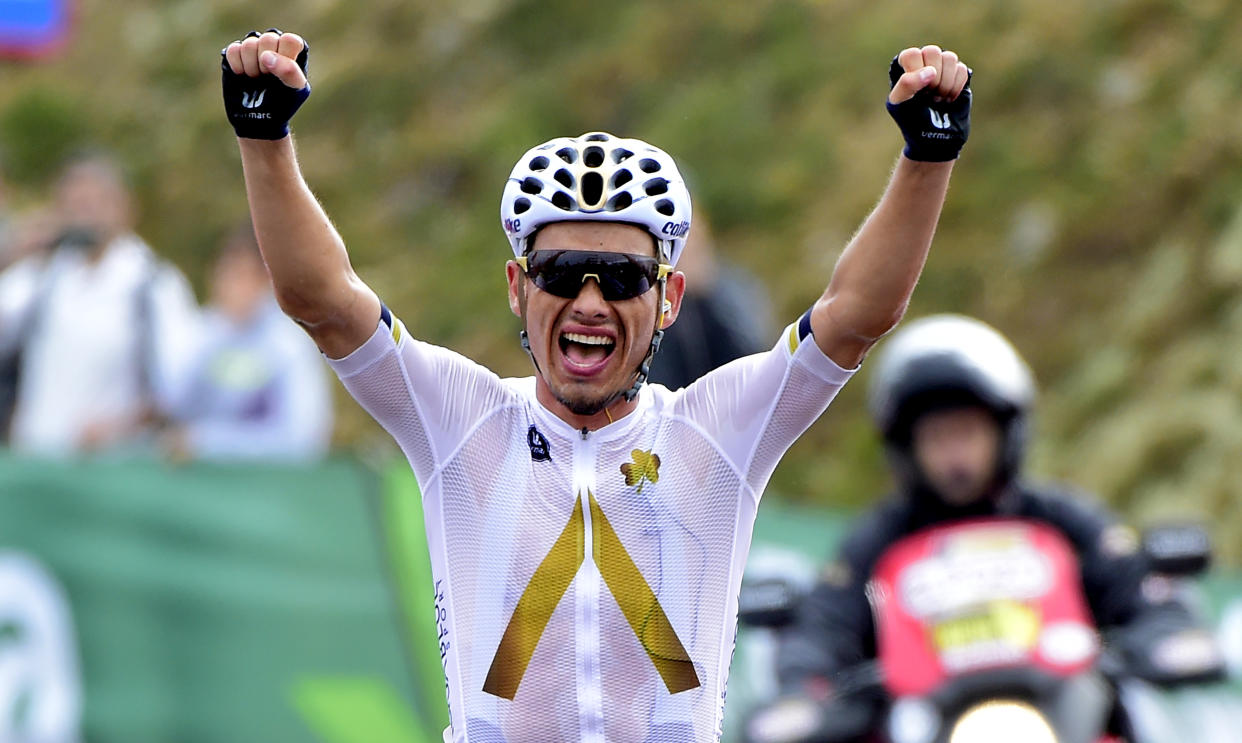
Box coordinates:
[911,406,1002,506]
[55,163,131,243]
[211,245,271,324]
[507,222,685,416]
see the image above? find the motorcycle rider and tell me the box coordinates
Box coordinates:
[775,314,1203,741]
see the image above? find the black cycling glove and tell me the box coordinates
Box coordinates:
[885,56,971,162]
[221,29,310,140]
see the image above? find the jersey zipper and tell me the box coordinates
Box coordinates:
[573,429,605,742]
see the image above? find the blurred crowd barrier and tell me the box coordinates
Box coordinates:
[0,453,1237,742]
[0,454,447,742]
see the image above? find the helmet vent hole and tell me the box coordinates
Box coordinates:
[581,172,604,207]
[551,191,575,211]
[553,169,574,188]
[643,178,669,196]
[584,133,610,141]
[513,197,531,215]
[606,192,632,211]
[528,156,549,171]
[654,198,675,216]
[556,147,578,164]
[639,158,661,173]
[583,146,605,168]
[520,177,543,195]
[611,148,634,163]
[611,169,633,188]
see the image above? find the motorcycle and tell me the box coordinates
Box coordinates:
[738,520,1225,743]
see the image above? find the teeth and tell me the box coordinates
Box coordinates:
[563,332,613,346]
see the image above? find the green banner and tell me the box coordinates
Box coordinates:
[0,454,447,742]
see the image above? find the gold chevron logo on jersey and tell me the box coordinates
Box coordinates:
[588,491,699,694]
[482,491,700,700]
[482,495,585,700]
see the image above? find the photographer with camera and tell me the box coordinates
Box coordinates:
[0,153,198,454]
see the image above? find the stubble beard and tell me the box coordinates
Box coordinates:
[553,383,622,417]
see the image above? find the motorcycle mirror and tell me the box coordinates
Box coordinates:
[738,576,804,629]
[1142,524,1212,577]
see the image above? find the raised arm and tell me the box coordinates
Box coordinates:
[222,31,380,359]
[811,45,971,369]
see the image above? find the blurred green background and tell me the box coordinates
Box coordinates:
[3,0,1242,560]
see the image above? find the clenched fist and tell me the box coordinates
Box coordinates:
[221,29,311,140]
[886,45,972,162]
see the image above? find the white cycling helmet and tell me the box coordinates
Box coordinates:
[500,132,692,265]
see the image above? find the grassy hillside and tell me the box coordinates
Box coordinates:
[4,0,1242,560]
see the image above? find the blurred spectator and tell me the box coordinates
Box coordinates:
[162,223,332,462]
[0,152,199,455]
[0,160,10,263]
[647,212,773,390]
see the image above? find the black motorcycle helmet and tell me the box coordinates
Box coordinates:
[868,315,1036,500]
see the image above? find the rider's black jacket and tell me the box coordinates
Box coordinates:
[776,481,1162,689]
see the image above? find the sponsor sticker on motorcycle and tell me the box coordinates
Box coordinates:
[898,529,1053,618]
[870,519,1099,697]
[930,600,1042,673]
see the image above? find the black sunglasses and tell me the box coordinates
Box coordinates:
[516,250,671,301]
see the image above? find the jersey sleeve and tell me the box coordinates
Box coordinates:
[326,306,518,485]
[674,310,856,496]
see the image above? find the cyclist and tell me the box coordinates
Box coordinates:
[220,31,972,743]
[775,315,1214,742]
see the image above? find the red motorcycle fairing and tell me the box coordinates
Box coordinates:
[868,518,1099,698]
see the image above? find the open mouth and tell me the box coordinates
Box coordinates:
[558,331,617,373]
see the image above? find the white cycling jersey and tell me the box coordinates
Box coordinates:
[327,307,855,743]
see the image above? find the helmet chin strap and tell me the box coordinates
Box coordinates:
[519,328,539,368]
[623,238,673,402]
[621,279,667,402]
[516,278,668,413]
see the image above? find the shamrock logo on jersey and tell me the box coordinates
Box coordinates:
[621,449,661,493]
